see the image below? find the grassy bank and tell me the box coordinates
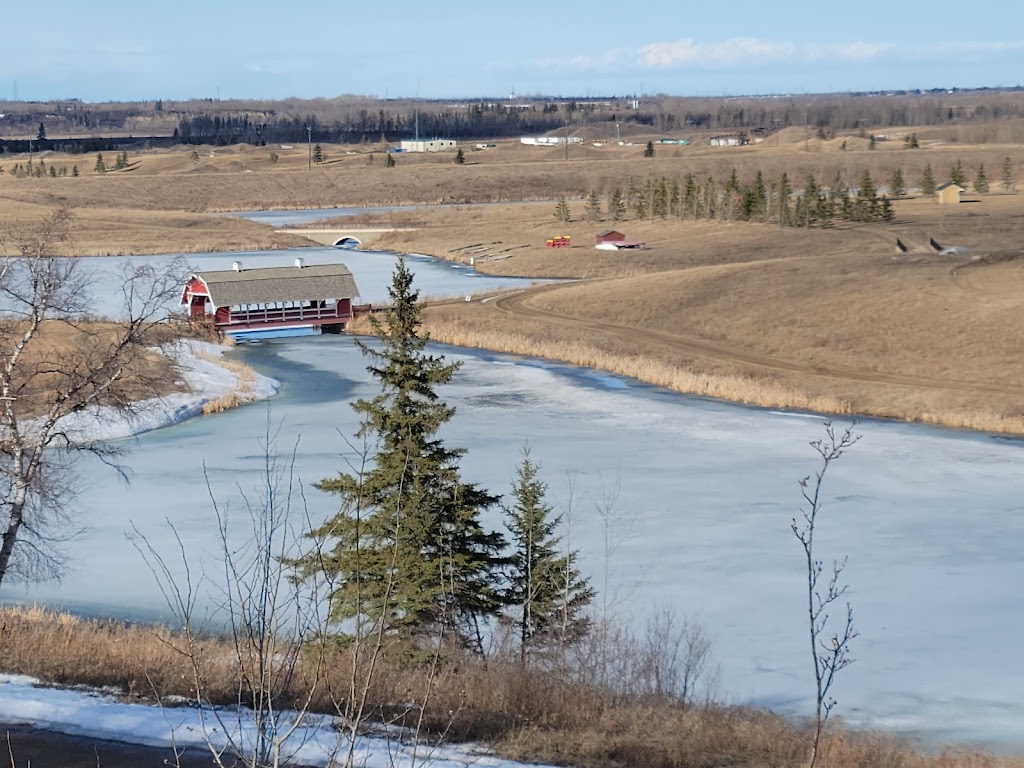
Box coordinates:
[0,606,1012,768]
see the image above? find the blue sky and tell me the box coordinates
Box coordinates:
[2,0,1022,101]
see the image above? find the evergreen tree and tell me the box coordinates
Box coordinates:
[454,148,465,165]
[777,172,792,227]
[504,450,593,663]
[584,189,602,221]
[71,165,79,177]
[36,123,46,141]
[652,177,669,218]
[752,171,768,221]
[889,168,906,198]
[306,258,506,655]
[312,144,324,164]
[94,153,106,174]
[632,189,647,219]
[47,165,56,178]
[722,169,741,220]
[868,135,876,150]
[802,173,820,227]
[608,189,626,221]
[921,164,937,196]
[683,174,698,219]
[625,178,642,217]
[703,176,717,220]
[1001,156,1016,192]
[950,159,966,187]
[643,141,655,158]
[881,196,895,223]
[554,197,571,223]
[975,164,989,193]
[384,152,396,168]
[856,169,878,221]
[668,178,680,218]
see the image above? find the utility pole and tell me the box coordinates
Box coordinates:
[306,126,312,170]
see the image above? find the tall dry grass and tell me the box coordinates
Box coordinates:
[422,317,855,414]
[195,349,262,415]
[0,606,1016,768]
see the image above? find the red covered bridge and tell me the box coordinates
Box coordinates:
[181,259,360,339]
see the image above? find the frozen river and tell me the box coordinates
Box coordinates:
[3,246,1023,751]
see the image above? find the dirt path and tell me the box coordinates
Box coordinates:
[487,282,1024,397]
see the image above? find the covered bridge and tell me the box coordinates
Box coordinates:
[181,259,360,339]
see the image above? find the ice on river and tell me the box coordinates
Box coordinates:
[6,334,1023,751]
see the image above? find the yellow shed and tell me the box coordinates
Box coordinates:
[936,182,965,205]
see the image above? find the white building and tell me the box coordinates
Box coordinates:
[520,136,583,146]
[400,139,457,152]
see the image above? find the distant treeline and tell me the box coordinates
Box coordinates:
[0,136,176,154]
[5,89,1024,148]
[174,106,583,145]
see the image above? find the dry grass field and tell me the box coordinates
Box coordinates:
[2,127,1024,431]
[2,320,184,415]
[417,194,1024,432]
[2,605,1020,768]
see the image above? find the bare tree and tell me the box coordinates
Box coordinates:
[791,422,860,768]
[133,424,340,768]
[0,208,184,586]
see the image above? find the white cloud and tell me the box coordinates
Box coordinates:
[624,36,1024,72]
[640,37,797,68]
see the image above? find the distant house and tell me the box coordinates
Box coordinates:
[400,138,457,152]
[710,136,742,147]
[595,230,626,244]
[936,182,965,205]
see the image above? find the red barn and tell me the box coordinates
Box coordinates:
[595,230,626,244]
[181,259,360,339]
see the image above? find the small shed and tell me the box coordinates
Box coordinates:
[596,230,626,244]
[936,182,965,205]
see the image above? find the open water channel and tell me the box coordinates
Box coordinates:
[3,219,1023,750]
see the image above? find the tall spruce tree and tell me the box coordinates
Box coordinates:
[308,258,506,656]
[608,189,626,221]
[1001,156,1016,192]
[921,164,937,196]
[554,197,571,223]
[777,172,792,227]
[584,190,602,221]
[504,450,593,663]
[975,164,989,193]
[889,168,906,198]
[950,159,966,187]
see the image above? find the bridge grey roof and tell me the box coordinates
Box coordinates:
[197,263,359,307]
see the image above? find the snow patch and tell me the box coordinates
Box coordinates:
[0,674,552,768]
[50,340,279,443]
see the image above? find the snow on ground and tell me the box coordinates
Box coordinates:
[0,674,549,768]
[51,340,279,443]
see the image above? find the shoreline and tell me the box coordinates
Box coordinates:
[52,339,279,443]
[414,297,1024,438]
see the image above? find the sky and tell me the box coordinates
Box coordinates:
[1,0,1022,101]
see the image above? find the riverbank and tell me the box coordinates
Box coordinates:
[1,606,1016,768]
[53,340,278,443]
